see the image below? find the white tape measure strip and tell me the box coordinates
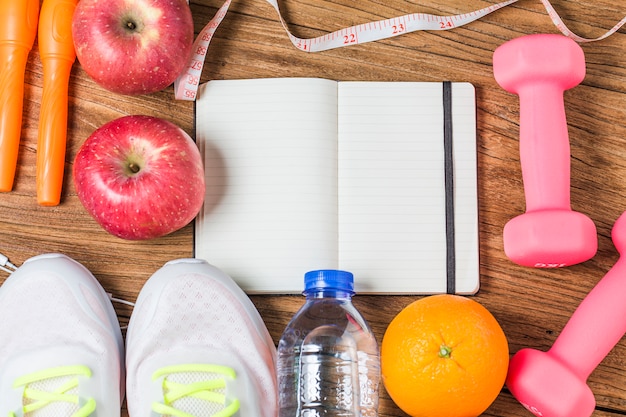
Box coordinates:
[272,0,518,52]
[175,0,625,101]
[175,0,232,100]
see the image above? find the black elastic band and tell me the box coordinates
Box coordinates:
[443,81,456,294]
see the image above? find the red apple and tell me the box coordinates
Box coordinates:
[73,115,205,240]
[72,0,194,95]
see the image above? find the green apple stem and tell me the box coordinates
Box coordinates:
[128,162,141,174]
[123,154,144,176]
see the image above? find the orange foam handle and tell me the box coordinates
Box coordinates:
[0,0,39,192]
[37,0,78,206]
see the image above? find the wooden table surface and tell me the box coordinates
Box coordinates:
[1,0,625,415]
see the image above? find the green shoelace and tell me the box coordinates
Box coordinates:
[152,364,240,417]
[10,365,95,417]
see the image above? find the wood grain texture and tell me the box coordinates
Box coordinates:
[0,1,625,416]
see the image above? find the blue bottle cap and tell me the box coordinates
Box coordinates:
[304,269,354,293]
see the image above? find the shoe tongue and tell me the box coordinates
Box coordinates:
[166,372,230,417]
[26,376,79,417]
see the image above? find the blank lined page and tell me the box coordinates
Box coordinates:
[449,83,479,294]
[337,82,478,293]
[195,78,340,292]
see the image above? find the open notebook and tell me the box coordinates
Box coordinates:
[194,78,478,294]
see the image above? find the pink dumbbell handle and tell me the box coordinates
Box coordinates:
[518,84,571,212]
[550,213,626,380]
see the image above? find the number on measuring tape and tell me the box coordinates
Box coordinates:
[187,75,199,86]
[439,20,454,29]
[296,40,308,51]
[392,23,406,35]
[343,31,357,45]
[174,0,626,101]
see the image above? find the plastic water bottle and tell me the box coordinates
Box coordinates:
[277,269,380,417]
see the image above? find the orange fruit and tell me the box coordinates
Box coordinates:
[381,294,509,417]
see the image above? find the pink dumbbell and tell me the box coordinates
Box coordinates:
[507,211,626,417]
[493,34,597,268]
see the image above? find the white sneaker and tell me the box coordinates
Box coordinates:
[0,253,125,417]
[125,258,278,417]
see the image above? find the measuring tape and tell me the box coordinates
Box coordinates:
[174,0,626,101]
